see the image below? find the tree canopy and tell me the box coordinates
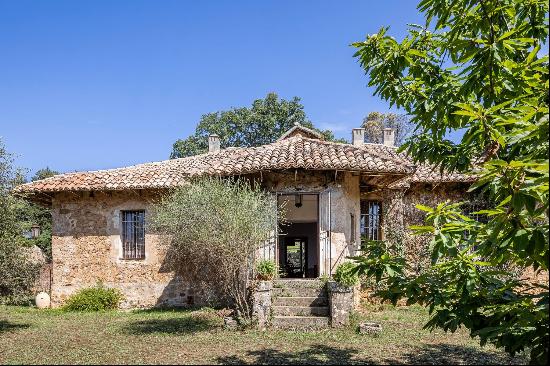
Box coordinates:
[31,167,58,182]
[0,139,41,304]
[361,112,413,146]
[352,0,548,363]
[171,93,345,158]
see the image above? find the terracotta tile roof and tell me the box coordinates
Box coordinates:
[409,164,475,183]
[14,135,417,194]
[387,161,475,189]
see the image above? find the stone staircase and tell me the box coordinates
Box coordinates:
[271,279,330,330]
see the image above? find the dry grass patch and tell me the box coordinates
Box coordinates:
[0,305,526,365]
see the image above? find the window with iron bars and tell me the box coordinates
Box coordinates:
[121,210,145,260]
[360,200,382,241]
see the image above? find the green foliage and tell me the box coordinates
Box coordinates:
[20,167,59,259]
[256,260,277,281]
[350,239,405,283]
[63,284,123,311]
[31,167,58,182]
[0,238,41,305]
[352,0,549,363]
[0,139,41,305]
[361,112,413,146]
[333,262,360,288]
[0,140,23,237]
[171,92,345,158]
[318,274,331,286]
[1,139,58,260]
[150,178,281,319]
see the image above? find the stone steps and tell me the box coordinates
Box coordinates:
[272,286,326,297]
[271,315,330,330]
[273,279,325,289]
[270,279,330,330]
[272,296,328,307]
[272,305,329,317]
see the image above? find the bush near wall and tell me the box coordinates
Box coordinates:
[63,284,123,311]
[333,262,359,288]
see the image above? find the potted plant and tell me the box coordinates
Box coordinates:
[256,259,277,281]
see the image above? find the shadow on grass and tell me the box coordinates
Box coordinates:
[130,306,209,315]
[0,320,30,334]
[123,315,219,335]
[216,343,521,365]
[217,345,368,365]
[391,343,524,365]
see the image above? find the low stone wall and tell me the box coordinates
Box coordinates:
[327,281,355,327]
[253,281,273,330]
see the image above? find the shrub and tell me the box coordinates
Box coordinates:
[63,284,123,311]
[149,178,281,321]
[333,262,359,288]
[0,237,41,305]
[256,260,277,281]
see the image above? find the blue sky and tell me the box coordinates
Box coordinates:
[0,0,424,176]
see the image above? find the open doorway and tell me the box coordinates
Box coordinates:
[278,194,319,278]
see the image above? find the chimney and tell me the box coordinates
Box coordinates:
[383,128,395,147]
[352,128,365,146]
[208,134,220,153]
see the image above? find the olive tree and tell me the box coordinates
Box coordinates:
[352,0,548,363]
[149,178,279,321]
[0,139,40,304]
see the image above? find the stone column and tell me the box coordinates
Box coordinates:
[328,281,354,327]
[253,280,272,330]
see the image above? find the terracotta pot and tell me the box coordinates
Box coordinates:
[257,274,273,281]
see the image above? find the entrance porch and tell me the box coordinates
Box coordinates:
[277,194,319,278]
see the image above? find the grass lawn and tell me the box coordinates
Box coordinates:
[0,304,526,365]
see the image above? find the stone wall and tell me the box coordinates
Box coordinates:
[50,190,191,309]
[363,182,475,274]
[400,182,477,273]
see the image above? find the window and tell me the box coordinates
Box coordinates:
[360,200,382,241]
[121,210,145,260]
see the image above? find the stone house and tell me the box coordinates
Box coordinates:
[15,124,474,310]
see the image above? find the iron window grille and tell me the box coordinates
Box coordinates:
[121,210,145,260]
[360,200,382,241]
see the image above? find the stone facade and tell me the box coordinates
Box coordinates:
[50,190,191,309]
[46,170,472,309]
